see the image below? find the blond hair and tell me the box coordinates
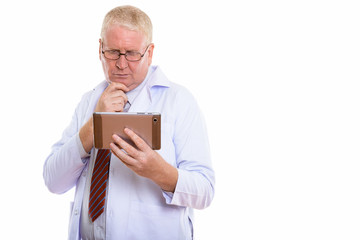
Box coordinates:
[101,5,153,44]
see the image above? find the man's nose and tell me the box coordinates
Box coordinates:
[116,54,128,69]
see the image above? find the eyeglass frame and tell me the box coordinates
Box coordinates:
[101,42,151,62]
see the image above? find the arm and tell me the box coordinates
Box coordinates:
[43,82,129,194]
[169,96,215,209]
[110,129,178,192]
[80,82,129,153]
[43,105,90,194]
[110,89,215,209]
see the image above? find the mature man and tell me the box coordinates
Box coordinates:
[43,5,214,240]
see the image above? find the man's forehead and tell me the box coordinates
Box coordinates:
[102,25,146,47]
[104,25,144,39]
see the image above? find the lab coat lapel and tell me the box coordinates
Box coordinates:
[128,66,170,112]
[84,81,108,124]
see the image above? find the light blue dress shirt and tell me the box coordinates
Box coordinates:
[43,66,215,240]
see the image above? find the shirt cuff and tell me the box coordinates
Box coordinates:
[75,133,91,162]
[162,190,175,204]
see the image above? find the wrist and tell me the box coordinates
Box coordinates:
[154,163,178,193]
[79,117,94,153]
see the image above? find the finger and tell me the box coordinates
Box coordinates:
[108,90,128,107]
[111,134,140,159]
[108,82,130,93]
[95,85,128,112]
[112,101,125,112]
[108,86,128,97]
[110,143,135,167]
[109,140,138,166]
[108,93,128,112]
[110,95,128,106]
[124,128,150,151]
[106,86,128,101]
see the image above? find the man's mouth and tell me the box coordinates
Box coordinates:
[113,73,129,79]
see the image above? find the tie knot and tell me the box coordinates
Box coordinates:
[123,101,131,112]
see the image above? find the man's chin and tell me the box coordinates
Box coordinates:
[108,78,128,85]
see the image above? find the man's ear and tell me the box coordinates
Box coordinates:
[98,39,102,60]
[147,43,155,66]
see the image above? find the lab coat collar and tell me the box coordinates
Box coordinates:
[128,65,170,112]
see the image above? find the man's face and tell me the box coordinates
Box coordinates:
[99,25,154,91]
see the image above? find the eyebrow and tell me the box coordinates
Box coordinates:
[105,47,139,52]
[102,42,141,52]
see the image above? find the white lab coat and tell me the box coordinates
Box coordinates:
[43,66,215,240]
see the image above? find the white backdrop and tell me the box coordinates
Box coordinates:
[0,0,359,239]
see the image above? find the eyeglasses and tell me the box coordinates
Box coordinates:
[101,43,151,62]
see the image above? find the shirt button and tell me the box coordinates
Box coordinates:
[74,209,79,215]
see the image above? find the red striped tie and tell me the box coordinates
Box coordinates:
[89,149,111,222]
